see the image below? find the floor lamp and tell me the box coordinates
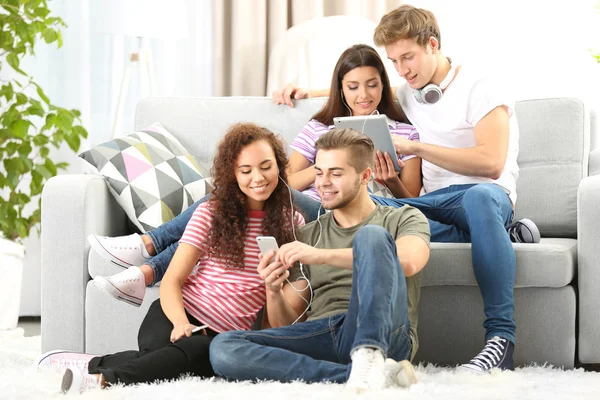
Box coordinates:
[111,37,158,138]
[93,0,188,138]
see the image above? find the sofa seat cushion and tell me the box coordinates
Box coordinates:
[89,237,576,289]
[423,238,576,288]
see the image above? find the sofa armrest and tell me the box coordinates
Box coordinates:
[589,148,600,177]
[577,173,600,363]
[41,174,127,352]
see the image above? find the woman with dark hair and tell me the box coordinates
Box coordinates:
[288,44,422,202]
[38,123,305,394]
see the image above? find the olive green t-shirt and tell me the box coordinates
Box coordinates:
[289,204,430,361]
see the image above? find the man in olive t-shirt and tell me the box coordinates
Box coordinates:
[210,128,431,392]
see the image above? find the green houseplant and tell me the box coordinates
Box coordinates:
[593,1,600,64]
[0,0,88,330]
[1,0,88,243]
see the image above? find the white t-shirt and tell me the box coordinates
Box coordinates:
[396,63,519,205]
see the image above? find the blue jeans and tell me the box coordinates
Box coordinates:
[209,225,412,383]
[144,189,323,285]
[371,183,516,343]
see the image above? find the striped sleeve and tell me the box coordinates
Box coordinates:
[180,203,213,251]
[290,120,323,164]
[391,121,420,163]
[295,210,305,228]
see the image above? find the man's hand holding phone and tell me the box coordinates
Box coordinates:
[257,236,289,294]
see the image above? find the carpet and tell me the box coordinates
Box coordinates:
[1,329,599,400]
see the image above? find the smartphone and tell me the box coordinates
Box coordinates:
[256,236,279,264]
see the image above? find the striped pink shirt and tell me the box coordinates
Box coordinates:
[180,202,305,332]
[290,118,420,201]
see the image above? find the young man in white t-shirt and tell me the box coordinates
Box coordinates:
[272,5,528,372]
[371,5,517,372]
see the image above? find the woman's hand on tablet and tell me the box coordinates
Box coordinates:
[375,150,404,185]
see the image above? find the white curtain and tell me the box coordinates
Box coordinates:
[212,0,403,96]
[17,0,215,315]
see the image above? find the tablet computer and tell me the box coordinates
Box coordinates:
[333,114,401,172]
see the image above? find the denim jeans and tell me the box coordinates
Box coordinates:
[144,189,323,285]
[209,225,412,383]
[371,183,516,343]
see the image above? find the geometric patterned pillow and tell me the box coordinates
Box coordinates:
[368,176,396,198]
[79,122,209,232]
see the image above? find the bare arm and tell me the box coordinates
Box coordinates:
[263,280,311,328]
[375,153,422,198]
[313,235,429,277]
[159,243,202,340]
[396,235,430,277]
[393,106,510,179]
[272,83,329,107]
[287,150,316,192]
[273,85,399,106]
[257,252,311,327]
[278,236,428,277]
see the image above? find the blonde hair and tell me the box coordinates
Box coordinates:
[374,4,441,49]
[315,128,374,172]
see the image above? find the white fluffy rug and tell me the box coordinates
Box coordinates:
[2,329,599,400]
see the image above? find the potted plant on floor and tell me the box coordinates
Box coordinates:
[0,0,88,330]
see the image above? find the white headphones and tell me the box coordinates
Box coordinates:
[413,57,456,105]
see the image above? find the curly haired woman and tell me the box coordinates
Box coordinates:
[37,123,304,393]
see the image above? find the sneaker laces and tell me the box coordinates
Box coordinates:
[102,236,140,250]
[82,373,101,390]
[349,348,384,387]
[54,358,90,371]
[109,274,142,288]
[467,337,507,370]
[508,222,526,242]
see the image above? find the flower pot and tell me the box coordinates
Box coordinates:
[0,238,25,330]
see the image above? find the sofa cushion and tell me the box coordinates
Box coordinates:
[423,238,576,288]
[513,98,590,238]
[79,122,209,232]
[88,237,576,290]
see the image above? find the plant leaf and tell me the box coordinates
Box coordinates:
[35,164,52,179]
[65,132,81,151]
[13,119,30,138]
[73,125,88,139]
[36,85,50,105]
[6,53,27,76]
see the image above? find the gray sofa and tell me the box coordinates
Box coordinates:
[41,97,600,368]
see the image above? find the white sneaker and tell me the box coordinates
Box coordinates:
[87,233,151,268]
[93,266,146,307]
[61,367,102,394]
[384,358,417,388]
[35,350,97,372]
[346,347,386,392]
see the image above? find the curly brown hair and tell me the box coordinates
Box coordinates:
[205,122,298,269]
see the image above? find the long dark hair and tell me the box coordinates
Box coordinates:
[206,123,298,269]
[312,44,407,125]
